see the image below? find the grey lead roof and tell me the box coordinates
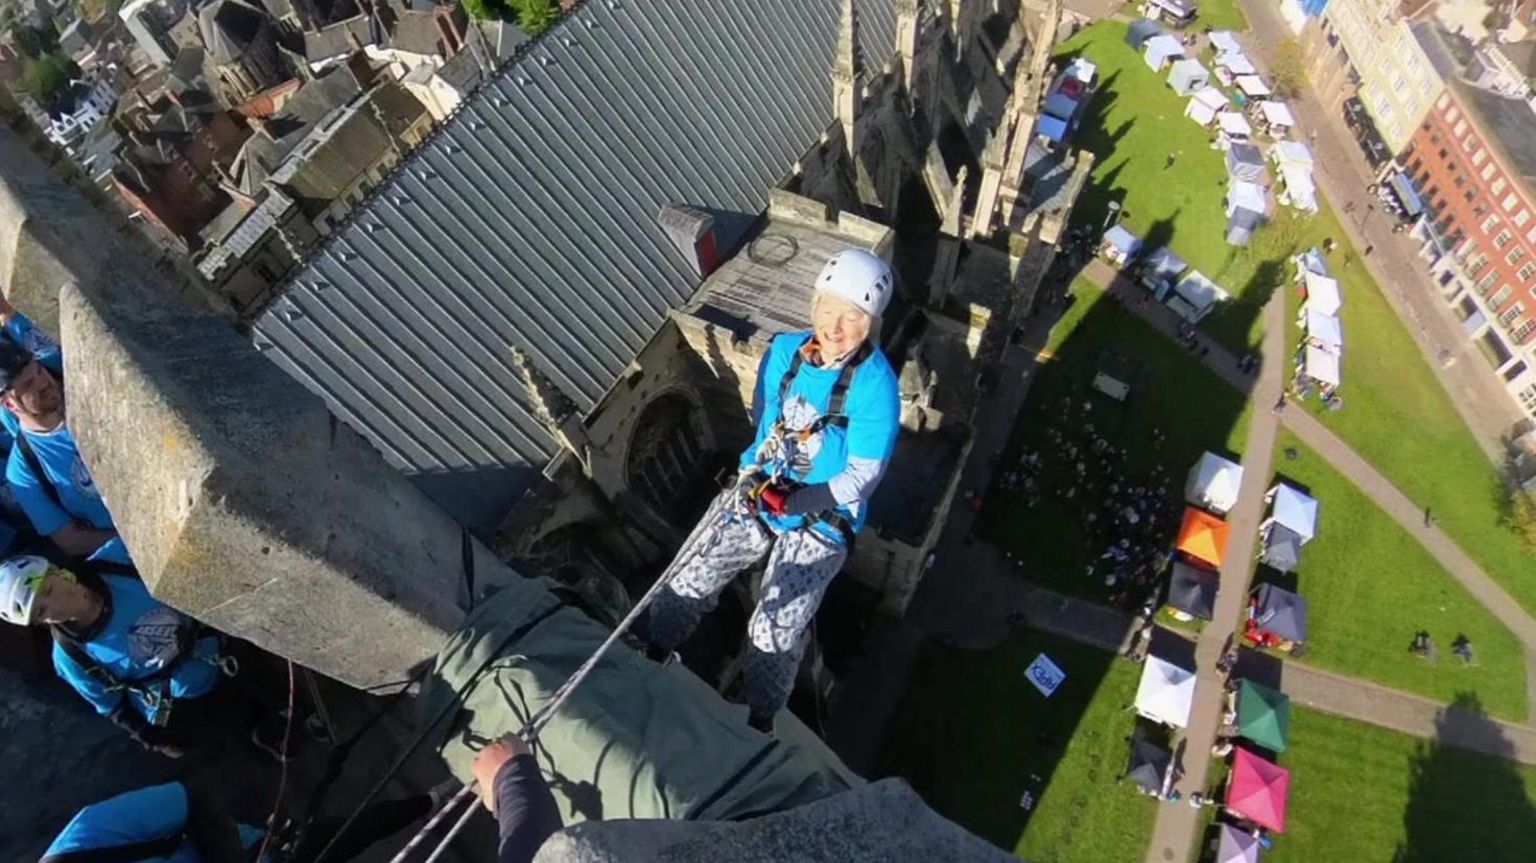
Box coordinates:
[254,0,897,531]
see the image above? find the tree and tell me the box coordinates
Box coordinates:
[22,53,78,113]
[511,0,561,34]
[460,0,506,21]
[9,20,59,59]
[1270,37,1307,99]
[1508,489,1536,554]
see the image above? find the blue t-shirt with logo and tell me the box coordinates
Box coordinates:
[52,574,222,726]
[741,331,899,537]
[44,782,199,863]
[6,422,115,536]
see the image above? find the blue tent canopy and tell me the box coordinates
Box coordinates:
[1297,246,1329,278]
[1389,172,1424,218]
[1104,224,1143,258]
[1038,114,1070,143]
[1254,583,1309,642]
[1044,91,1079,121]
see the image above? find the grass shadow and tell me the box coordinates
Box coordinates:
[1396,692,1536,862]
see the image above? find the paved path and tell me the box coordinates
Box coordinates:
[1017,582,1536,766]
[1232,0,1524,460]
[1084,258,1536,719]
[1279,410,1536,718]
[1280,660,1536,764]
[1143,286,1286,863]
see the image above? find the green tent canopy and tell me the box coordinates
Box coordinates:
[1236,679,1292,753]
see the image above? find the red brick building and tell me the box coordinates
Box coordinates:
[1403,82,1536,414]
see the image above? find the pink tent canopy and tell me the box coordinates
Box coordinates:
[1227,747,1291,832]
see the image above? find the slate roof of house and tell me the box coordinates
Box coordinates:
[253,0,898,530]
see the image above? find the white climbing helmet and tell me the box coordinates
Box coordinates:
[813,248,894,318]
[0,555,52,626]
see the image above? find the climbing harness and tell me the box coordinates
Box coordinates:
[758,341,871,485]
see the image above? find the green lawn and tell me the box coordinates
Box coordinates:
[1279,226,1536,617]
[879,627,1157,862]
[1268,707,1536,862]
[1059,21,1296,354]
[1269,431,1526,720]
[1196,0,1250,31]
[1061,23,1235,281]
[979,277,1251,601]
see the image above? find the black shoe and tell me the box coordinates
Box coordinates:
[748,711,775,735]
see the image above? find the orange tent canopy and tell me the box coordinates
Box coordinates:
[1177,507,1231,567]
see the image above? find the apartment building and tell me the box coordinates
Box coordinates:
[1403,83,1536,416]
[1308,0,1453,152]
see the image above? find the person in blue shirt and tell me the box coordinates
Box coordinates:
[0,555,256,760]
[0,294,61,554]
[642,248,901,732]
[43,747,558,863]
[0,293,62,444]
[43,780,427,863]
[0,339,118,560]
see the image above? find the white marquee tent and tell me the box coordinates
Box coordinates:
[1268,483,1320,543]
[1135,656,1197,728]
[1210,30,1243,54]
[1170,270,1230,322]
[1186,451,1245,515]
[1303,345,1341,386]
[1218,111,1253,139]
[1186,86,1228,125]
[1304,308,1342,352]
[1278,162,1318,212]
[1145,34,1184,71]
[1236,75,1271,97]
[1272,140,1314,169]
[1217,52,1257,75]
[1302,271,1342,315]
[1258,100,1297,132]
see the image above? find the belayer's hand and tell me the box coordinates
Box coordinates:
[473,736,529,812]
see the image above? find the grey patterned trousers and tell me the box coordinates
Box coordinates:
[644,489,848,719]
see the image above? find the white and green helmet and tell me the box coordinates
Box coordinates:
[0,555,53,625]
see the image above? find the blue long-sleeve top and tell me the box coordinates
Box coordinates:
[742,331,900,539]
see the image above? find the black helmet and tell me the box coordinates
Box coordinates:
[0,341,34,392]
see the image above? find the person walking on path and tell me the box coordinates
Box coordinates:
[642,249,901,733]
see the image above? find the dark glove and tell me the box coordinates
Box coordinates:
[760,483,837,517]
[783,483,838,516]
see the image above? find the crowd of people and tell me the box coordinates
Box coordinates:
[993,387,1183,609]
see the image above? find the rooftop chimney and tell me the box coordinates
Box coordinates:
[656,203,721,278]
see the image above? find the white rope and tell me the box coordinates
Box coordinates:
[390,489,739,863]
